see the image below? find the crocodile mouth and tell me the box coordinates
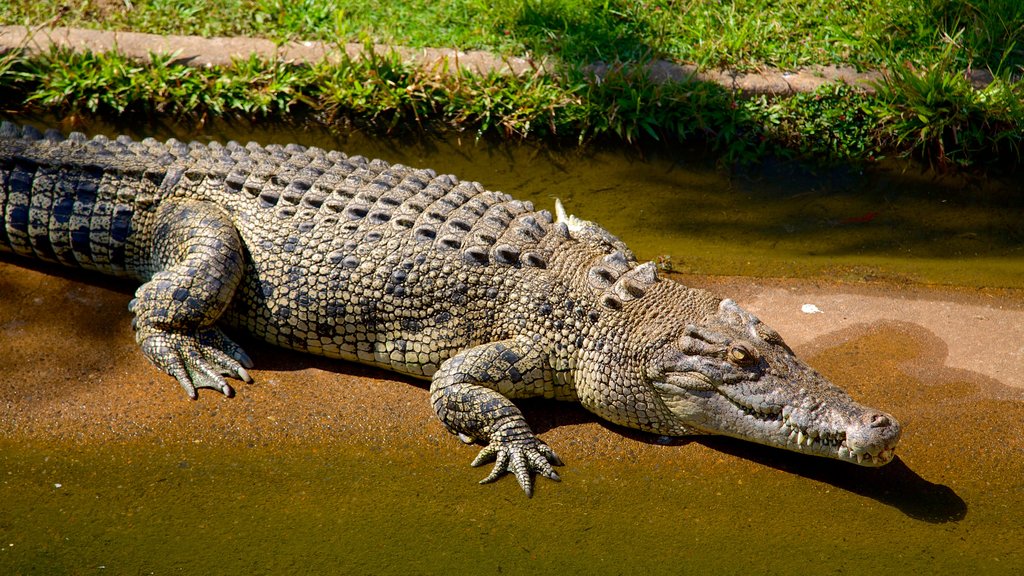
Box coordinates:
[723,393,897,466]
[656,378,899,466]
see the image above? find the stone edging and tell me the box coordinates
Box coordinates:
[0,25,897,96]
[0,25,545,75]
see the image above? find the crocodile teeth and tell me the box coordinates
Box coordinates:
[797,430,805,445]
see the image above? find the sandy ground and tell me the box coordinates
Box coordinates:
[687,275,1024,389]
[2,257,1020,449]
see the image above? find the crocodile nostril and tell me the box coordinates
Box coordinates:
[870,414,891,428]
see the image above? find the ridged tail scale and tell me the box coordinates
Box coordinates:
[0,122,163,277]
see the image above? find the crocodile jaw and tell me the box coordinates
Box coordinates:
[654,376,902,466]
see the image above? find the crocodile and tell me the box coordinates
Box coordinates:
[0,122,901,495]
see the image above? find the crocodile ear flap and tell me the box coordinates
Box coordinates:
[722,298,789,348]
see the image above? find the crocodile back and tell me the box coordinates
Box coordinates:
[176,135,576,375]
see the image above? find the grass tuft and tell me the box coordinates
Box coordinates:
[872,40,1024,167]
[8,47,314,119]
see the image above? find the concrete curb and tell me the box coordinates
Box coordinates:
[0,25,548,76]
[1,25,890,95]
[588,60,883,95]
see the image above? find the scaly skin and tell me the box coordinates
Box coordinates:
[0,122,901,496]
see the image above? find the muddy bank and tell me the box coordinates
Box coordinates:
[2,257,1023,573]
[3,259,1021,445]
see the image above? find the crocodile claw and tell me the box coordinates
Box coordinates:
[139,328,254,399]
[471,437,563,497]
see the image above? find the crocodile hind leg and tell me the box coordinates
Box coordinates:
[130,199,252,399]
[430,335,564,497]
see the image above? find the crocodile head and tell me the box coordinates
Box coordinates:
[558,203,901,467]
[643,297,901,466]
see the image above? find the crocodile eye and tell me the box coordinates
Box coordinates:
[728,342,759,366]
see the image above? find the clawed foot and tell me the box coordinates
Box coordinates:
[471,436,564,497]
[138,327,254,399]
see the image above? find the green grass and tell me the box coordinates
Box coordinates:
[1,0,1022,168]
[4,0,1022,71]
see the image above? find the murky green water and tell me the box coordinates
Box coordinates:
[187,118,1017,290]
[12,116,1023,287]
[2,117,1023,575]
[0,433,1017,576]
[2,408,1021,576]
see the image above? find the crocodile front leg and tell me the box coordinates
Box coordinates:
[130,199,253,399]
[430,335,563,496]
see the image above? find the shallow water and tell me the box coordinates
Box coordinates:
[12,116,1023,287]
[1,117,1023,574]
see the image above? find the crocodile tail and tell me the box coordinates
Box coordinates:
[0,122,144,277]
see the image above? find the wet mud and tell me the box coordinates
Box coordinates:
[2,258,1022,574]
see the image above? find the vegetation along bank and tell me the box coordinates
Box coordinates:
[1,1,1022,168]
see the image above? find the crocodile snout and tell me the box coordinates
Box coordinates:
[844,409,901,465]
